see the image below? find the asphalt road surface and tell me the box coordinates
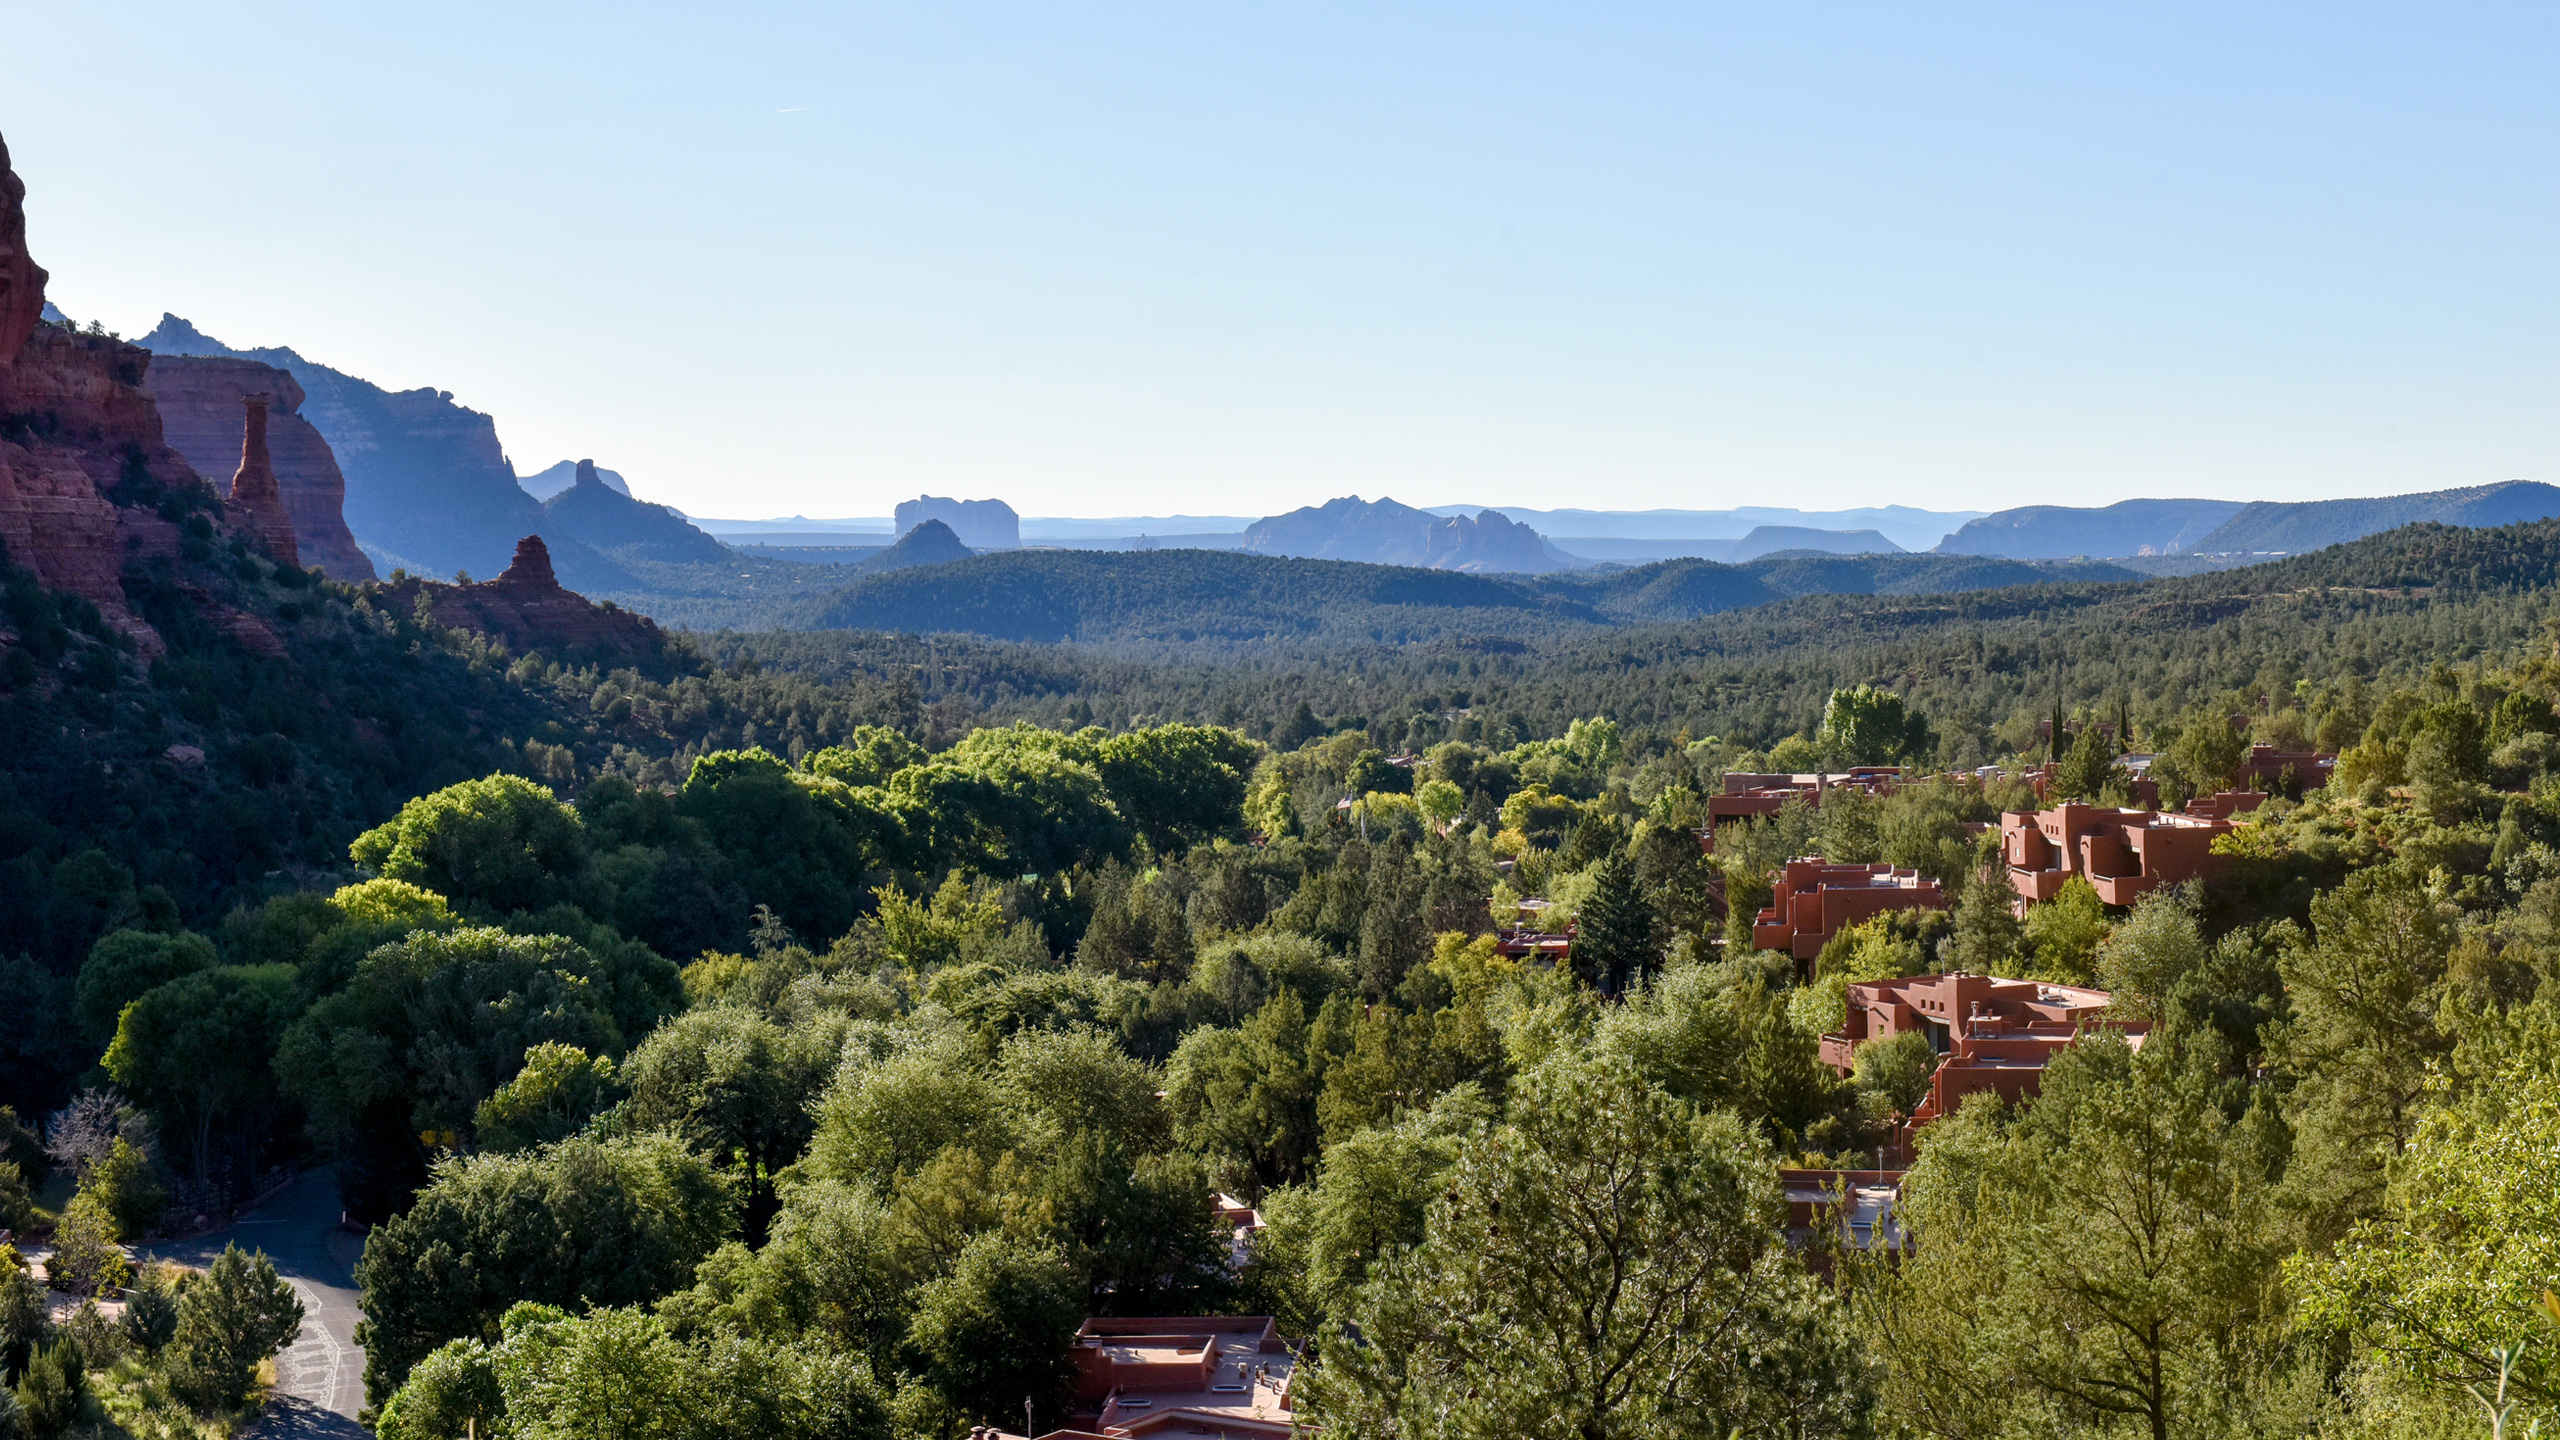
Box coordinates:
[144,1171,368,1438]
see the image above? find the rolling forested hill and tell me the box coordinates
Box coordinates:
[792,546,2144,643]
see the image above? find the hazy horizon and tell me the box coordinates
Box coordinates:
[12,3,2560,521]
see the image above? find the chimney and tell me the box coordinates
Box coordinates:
[228,392,300,565]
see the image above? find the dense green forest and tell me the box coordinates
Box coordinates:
[12,516,2560,1435]
[789,544,2145,642]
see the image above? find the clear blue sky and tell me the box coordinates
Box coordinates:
[8,2,2557,520]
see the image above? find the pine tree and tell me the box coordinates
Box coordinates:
[1739,989,1832,1147]
[1943,868,2026,975]
[1572,854,1663,994]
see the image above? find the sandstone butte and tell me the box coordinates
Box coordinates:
[380,535,671,664]
[145,355,376,580]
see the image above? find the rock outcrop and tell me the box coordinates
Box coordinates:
[0,133,43,367]
[145,355,376,579]
[520,458,630,499]
[382,535,669,666]
[0,322,211,651]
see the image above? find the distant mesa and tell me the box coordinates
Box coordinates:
[1722,526,1904,563]
[859,517,973,573]
[144,354,376,579]
[1243,495,1581,574]
[521,458,631,499]
[896,494,1019,549]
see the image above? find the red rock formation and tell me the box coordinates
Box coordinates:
[145,355,375,580]
[381,535,669,663]
[0,133,42,371]
[0,128,264,655]
[0,324,197,651]
[222,394,301,566]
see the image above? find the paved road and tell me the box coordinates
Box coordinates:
[144,1171,368,1438]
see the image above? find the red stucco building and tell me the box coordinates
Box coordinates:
[1821,971,2146,1163]
[1752,858,1948,964]
[2000,798,2262,914]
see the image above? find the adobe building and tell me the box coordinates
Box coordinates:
[1702,767,1905,849]
[1820,971,2146,1164]
[2000,798,2263,914]
[2236,744,2335,793]
[1061,1316,1298,1439]
[1752,859,1948,964]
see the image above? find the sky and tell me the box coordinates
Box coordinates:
[6,2,2559,520]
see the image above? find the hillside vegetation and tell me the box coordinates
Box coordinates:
[794,546,2144,644]
[14,510,2560,1437]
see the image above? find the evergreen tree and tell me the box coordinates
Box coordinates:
[1739,989,1832,1147]
[1942,867,2026,975]
[2051,726,2125,802]
[12,1339,79,1437]
[174,1244,304,1409]
[1572,854,1663,994]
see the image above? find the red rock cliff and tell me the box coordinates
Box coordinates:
[0,322,209,649]
[146,355,376,580]
[0,134,41,366]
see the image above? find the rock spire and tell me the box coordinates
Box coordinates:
[227,393,300,565]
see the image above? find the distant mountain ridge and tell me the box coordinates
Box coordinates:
[1244,495,1580,573]
[1424,503,1980,553]
[1937,483,2560,559]
[2185,481,2560,554]
[1936,499,2243,559]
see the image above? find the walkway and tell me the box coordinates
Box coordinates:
[143,1170,368,1438]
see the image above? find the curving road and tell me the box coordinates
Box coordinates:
[144,1170,369,1438]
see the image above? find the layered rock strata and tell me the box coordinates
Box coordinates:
[145,355,375,579]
